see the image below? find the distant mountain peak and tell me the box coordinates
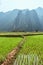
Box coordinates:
[37,7,43,10]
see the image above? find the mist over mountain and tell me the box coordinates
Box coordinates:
[0,7,43,32]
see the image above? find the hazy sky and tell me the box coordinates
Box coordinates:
[0,0,43,12]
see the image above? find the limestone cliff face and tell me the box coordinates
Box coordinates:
[0,7,43,32]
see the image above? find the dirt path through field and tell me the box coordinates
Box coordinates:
[1,36,26,65]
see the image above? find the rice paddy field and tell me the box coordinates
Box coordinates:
[17,35,43,65]
[0,32,43,65]
[20,35,43,55]
[0,37,22,62]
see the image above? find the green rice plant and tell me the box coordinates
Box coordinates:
[0,37,22,62]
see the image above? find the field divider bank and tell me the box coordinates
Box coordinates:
[0,32,43,37]
[1,36,26,65]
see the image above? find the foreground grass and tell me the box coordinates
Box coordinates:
[19,35,43,64]
[0,37,22,62]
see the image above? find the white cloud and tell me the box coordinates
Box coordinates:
[0,0,43,12]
